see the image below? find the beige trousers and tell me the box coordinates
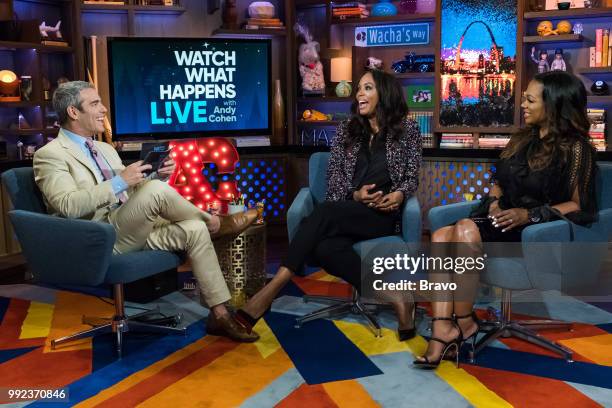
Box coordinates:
[107,179,231,307]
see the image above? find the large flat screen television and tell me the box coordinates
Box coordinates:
[107,37,271,139]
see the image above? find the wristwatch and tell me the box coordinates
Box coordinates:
[528,207,542,223]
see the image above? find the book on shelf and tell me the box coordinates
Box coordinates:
[231,136,270,148]
[440,133,473,149]
[587,108,607,151]
[603,29,610,68]
[407,111,433,148]
[479,135,510,149]
[84,0,126,4]
[589,46,596,68]
[331,2,366,8]
[247,18,283,26]
[41,40,69,47]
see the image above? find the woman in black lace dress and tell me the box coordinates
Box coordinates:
[234,70,422,339]
[414,71,598,368]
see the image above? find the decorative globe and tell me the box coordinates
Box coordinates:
[335,80,352,98]
[372,0,398,17]
[556,20,572,34]
[536,21,553,36]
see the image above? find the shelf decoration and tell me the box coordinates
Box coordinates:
[39,21,68,47]
[0,70,19,102]
[372,0,398,16]
[331,57,352,97]
[440,0,517,128]
[354,22,430,47]
[406,84,434,108]
[295,22,325,95]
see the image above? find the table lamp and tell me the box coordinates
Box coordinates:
[0,70,20,102]
[331,57,352,97]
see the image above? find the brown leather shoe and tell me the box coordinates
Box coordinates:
[206,313,260,342]
[210,208,258,239]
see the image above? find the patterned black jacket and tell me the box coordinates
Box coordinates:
[325,118,422,202]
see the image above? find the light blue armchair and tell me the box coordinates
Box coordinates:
[427,162,612,362]
[288,152,422,336]
[1,167,186,358]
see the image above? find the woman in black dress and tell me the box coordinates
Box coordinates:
[414,71,598,368]
[234,70,422,339]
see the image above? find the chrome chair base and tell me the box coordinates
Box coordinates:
[295,291,384,337]
[472,290,574,363]
[295,290,424,338]
[50,285,186,358]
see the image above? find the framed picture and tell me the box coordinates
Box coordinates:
[439,0,517,128]
[406,85,434,108]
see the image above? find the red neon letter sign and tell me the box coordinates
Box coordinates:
[168,138,240,212]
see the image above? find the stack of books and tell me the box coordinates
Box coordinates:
[589,28,611,68]
[331,2,369,20]
[84,0,126,4]
[244,18,285,30]
[588,108,607,151]
[408,111,434,148]
[440,133,474,149]
[478,134,510,149]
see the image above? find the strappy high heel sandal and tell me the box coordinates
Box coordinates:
[454,311,481,359]
[398,302,417,341]
[413,317,462,369]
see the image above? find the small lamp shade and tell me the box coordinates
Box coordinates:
[0,70,19,97]
[330,57,352,83]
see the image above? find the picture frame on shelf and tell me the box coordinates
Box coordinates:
[405,84,434,108]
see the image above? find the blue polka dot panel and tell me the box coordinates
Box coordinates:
[417,160,495,216]
[201,156,287,222]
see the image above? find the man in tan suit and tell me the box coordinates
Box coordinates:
[34,81,259,342]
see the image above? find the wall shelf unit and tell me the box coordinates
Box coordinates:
[523,7,612,20]
[522,34,584,43]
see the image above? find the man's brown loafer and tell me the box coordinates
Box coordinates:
[210,208,258,239]
[206,313,260,342]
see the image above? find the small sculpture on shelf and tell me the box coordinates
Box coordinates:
[39,21,67,46]
[536,20,555,36]
[573,22,583,35]
[372,0,398,16]
[556,20,572,34]
[531,47,550,73]
[302,109,331,121]
[294,23,325,95]
[551,48,567,71]
[366,57,383,70]
[19,76,32,101]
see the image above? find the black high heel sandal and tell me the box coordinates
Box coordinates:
[398,302,417,341]
[454,311,481,359]
[413,317,462,369]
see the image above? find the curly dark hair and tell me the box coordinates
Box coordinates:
[345,69,408,147]
[501,71,592,170]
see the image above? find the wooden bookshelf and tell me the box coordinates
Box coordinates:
[331,13,436,26]
[297,97,352,103]
[395,72,435,79]
[524,7,612,20]
[577,67,612,74]
[522,34,584,43]
[211,28,287,38]
[296,120,340,127]
[81,3,185,14]
[0,40,74,53]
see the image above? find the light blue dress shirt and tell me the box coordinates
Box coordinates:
[62,128,128,196]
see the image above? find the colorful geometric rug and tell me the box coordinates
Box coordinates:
[0,272,611,407]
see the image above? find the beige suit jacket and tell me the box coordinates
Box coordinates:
[33,129,128,221]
